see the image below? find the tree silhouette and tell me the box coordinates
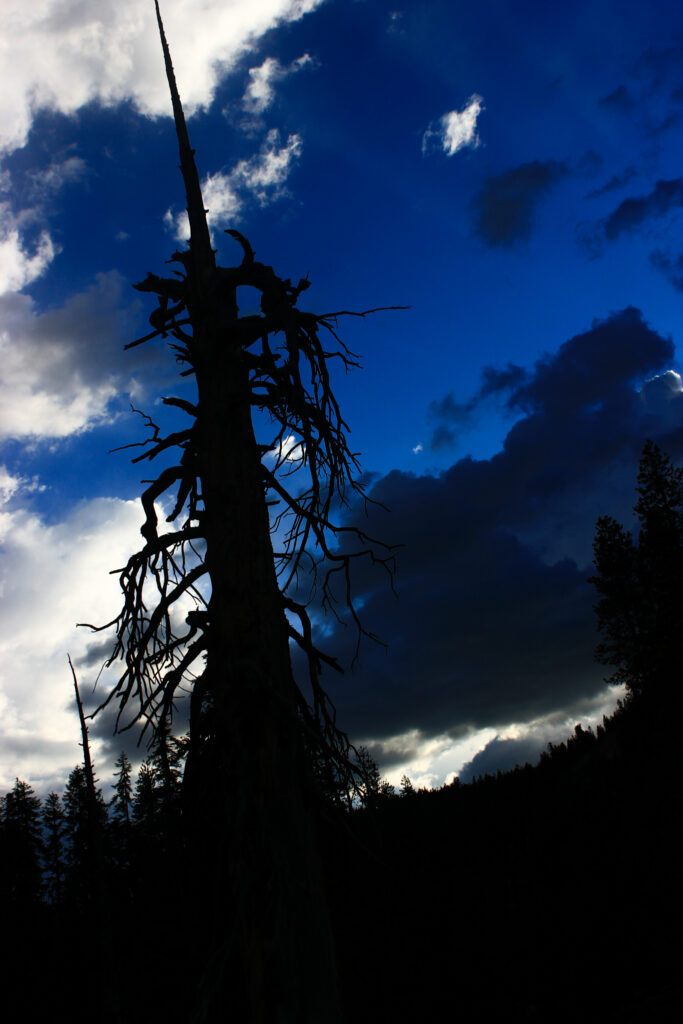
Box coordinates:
[110,751,133,825]
[42,792,66,905]
[80,3,399,1020]
[1,778,43,903]
[591,439,683,708]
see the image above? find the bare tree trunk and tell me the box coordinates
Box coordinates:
[191,341,342,1022]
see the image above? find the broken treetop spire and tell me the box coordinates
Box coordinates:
[154,0,214,280]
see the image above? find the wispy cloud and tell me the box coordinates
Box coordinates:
[422,95,485,157]
[602,178,683,240]
[166,129,303,239]
[243,54,314,114]
[585,167,639,200]
[25,156,87,202]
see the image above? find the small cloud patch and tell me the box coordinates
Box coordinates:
[423,95,485,157]
[243,54,314,115]
[472,159,568,247]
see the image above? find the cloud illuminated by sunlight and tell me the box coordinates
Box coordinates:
[0,492,144,793]
[0,0,325,154]
[166,129,303,239]
[423,94,485,157]
[0,206,58,294]
[243,54,314,114]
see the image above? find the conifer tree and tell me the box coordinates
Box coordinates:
[110,751,133,825]
[1,779,43,902]
[63,765,107,894]
[42,791,66,905]
[131,758,156,829]
[591,440,683,707]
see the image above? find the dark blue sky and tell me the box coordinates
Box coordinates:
[1,0,682,792]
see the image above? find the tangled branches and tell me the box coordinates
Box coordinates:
[84,230,401,801]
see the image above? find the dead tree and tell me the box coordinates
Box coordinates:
[82,3,399,1020]
[69,655,121,1024]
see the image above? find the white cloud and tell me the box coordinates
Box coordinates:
[243,53,314,114]
[167,129,303,239]
[0,492,144,794]
[0,466,45,519]
[0,272,146,441]
[379,727,498,790]
[412,443,423,454]
[0,465,21,506]
[0,204,59,294]
[422,94,485,157]
[0,0,325,154]
[0,158,87,295]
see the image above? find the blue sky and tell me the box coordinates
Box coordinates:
[1,0,682,794]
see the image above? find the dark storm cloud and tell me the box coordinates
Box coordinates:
[650,248,683,291]
[601,179,683,240]
[315,308,683,753]
[504,306,671,415]
[81,637,117,669]
[472,159,569,247]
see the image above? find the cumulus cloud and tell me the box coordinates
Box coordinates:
[305,307,683,783]
[243,53,314,114]
[0,272,152,441]
[472,159,568,246]
[422,95,484,156]
[0,0,324,154]
[0,490,144,794]
[166,129,303,238]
